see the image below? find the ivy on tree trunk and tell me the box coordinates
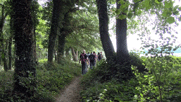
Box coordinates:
[12,0,36,100]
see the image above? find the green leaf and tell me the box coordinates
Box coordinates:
[179,17,181,21]
[166,17,175,24]
[155,0,160,4]
[162,10,167,17]
[144,0,150,10]
[128,12,133,19]
[165,1,173,8]
[144,75,148,78]
[179,7,181,11]
[173,11,179,15]
[1,53,4,59]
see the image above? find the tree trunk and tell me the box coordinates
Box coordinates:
[32,26,37,64]
[54,50,57,61]
[12,0,36,100]
[57,11,71,64]
[116,0,134,80]
[116,0,129,63]
[8,15,14,70]
[71,47,78,61]
[8,36,12,70]
[75,50,78,61]
[65,48,71,60]
[57,32,66,63]
[0,4,8,71]
[48,0,62,62]
[2,44,8,71]
[96,0,115,61]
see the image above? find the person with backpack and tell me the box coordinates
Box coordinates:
[89,52,96,69]
[100,52,103,59]
[79,50,88,75]
[98,52,103,61]
[93,51,97,62]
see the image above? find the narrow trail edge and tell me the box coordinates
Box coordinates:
[55,76,82,102]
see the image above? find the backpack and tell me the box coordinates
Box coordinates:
[89,54,94,61]
[98,54,102,60]
[80,54,86,62]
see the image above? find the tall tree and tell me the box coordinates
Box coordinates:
[116,0,134,79]
[96,0,115,61]
[116,0,130,64]
[57,28,66,63]
[0,4,8,71]
[31,0,39,64]
[71,47,78,61]
[9,15,13,70]
[12,0,36,100]
[48,0,62,62]
[57,11,72,63]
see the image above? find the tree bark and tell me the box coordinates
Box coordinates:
[71,47,78,61]
[57,10,73,63]
[48,0,62,62]
[57,32,66,63]
[116,0,130,63]
[0,4,8,71]
[54,50,57,61]
[116,0,134,79]
[12,0,36,100]
[8,36,12,70]
[8,15,14,70]
[65,48,71,60]
[96,0,115,61]
[2,43,8,71]
[32,26,37,64]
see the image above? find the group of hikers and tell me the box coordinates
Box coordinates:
[79,50,103,75]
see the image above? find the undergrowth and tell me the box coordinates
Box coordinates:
[0,58,81,102]
[80,54,181,102]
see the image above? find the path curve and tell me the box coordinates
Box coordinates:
[55,76,82,102]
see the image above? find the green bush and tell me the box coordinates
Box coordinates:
[80,59,138,102]
[81,52,181,102]
[0,70,14,102]
[35,60,81,101]
[132,56,181,102]
[0,59,81,102]
[129,52,147,73]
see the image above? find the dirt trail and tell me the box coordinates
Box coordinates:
[55,76,82,102]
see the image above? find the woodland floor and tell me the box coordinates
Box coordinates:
[55,76,82,102]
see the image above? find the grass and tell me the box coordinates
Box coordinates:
[0,58,81,102]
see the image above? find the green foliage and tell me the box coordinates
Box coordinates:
[81,51,181,102]
[0,70,13,102]
[65,7,102,51]
[41,0,102,51]
[132,56,181,102]
[81,79,138,102]
[129,52,147,72]
[0,59,81,102]
[81,60,112,87]
[38,58,48,63]
[80,59,138,101]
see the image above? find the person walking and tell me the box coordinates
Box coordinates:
[93,51,97,63]
[79,50,88,75]
[98,52,103,61]
[89,52,96,69]
[86,52,90,68]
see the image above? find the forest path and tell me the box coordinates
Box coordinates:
[55,76,82,102]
